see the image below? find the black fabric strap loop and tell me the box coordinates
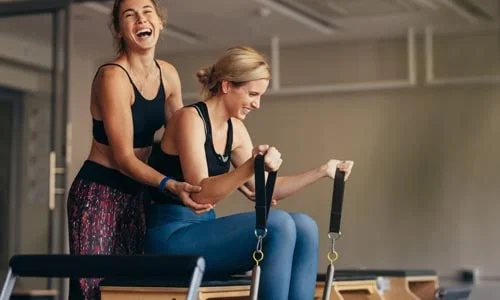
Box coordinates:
[329,169,345,234]
[254,154,278,233]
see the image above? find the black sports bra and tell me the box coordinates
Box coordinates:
[148,101,233,205]
[92,61,165,148]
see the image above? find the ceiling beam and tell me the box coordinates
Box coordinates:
[0,0,70,17]
[325,1,348,16]
[434,0,479,23]
[254,0,337,35]
[406,0,439,10]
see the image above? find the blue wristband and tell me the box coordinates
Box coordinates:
[159,176,172,192]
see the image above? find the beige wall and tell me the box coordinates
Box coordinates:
[159,31,500,278]
[66,52,95,183]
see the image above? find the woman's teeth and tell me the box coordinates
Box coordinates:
[136,29,152,38]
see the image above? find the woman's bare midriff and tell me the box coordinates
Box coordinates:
[87,139,152,171]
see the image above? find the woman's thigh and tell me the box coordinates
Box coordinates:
[151,209,298,276]
[163,211,257,275]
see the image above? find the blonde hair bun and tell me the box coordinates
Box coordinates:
[196,66,213,85]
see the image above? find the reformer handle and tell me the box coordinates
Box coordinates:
[322,168,346,300]
[250,154,278,300]
[254,154,278,236]
[329,169,345,234]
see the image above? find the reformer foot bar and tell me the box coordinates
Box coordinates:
[0,254,206,300]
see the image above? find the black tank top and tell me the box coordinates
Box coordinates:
[148,101,233,205]
[92,61,165,148]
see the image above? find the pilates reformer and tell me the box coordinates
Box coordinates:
[0,254,206,300]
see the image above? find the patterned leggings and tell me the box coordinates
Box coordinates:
[67,160,145,300]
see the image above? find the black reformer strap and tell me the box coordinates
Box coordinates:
[254,154,278,234]
[329,169,346,234]
[250,154,278,300]
[322,168,346,300]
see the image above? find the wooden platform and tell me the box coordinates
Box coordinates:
[101,275,386,300]
[315,275,384,300]
[101,285,250,300]
[100,276,252,300]
[335,270,439,300]
[383,275,438,300]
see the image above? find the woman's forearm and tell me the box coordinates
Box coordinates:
[273,164,328,200]
[192,158,255,204]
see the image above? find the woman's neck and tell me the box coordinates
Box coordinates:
[204,97,230,130]
[123,50,156,76]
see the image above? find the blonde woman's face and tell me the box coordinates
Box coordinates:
[225,79,269,120]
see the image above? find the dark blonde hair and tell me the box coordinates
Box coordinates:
[196,46,271,100]
[110,0,167,55]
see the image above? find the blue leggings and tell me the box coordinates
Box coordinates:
[145,203,319,300]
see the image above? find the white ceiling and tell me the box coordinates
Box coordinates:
[0,0,498,61]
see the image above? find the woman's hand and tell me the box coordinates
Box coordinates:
[252,144,283,172]
[168,181,214,214]
[323,159,354,181]
[239,184,278,206]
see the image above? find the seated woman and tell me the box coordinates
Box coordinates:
[145,46,354,300]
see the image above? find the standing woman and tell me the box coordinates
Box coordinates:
[66,0,210,299]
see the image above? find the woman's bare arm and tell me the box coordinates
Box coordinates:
[174,108,256,205]
[230,119,351,201]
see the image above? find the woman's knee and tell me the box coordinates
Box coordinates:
[266,210,297,244]
[290,213,319,246]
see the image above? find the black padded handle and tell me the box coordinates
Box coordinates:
[9,254,204,278]
[255,154,277,232]
[435,287,472,300]
[329,169,345,233]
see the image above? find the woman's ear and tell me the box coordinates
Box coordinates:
[221,80,231,94]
